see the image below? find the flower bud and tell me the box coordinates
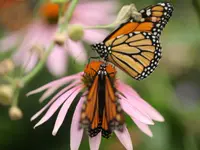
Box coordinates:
[114,4,133,24]
[0,85,13,105]
[9,106,23,120]
[54,32,67,45]
[68,24,84,42]
[114,4,142,25]
[0,59,15,76]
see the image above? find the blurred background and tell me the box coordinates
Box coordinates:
[0,0,200,150]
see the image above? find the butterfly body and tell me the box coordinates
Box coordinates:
[81,61,124,138]
[92,2,174,80]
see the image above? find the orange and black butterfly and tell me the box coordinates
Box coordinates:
[80,61,124,138]
[92,2,174,80]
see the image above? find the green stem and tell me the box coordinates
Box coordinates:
[60,0,79,32]
[12,90,19,107]
[11,78,20,107]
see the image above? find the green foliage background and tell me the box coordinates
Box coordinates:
[0,0,200,150]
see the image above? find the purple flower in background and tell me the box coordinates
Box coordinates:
[0,1,116,76]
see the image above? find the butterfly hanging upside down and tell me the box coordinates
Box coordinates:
[92,2,174,80]
[80,61,124,138]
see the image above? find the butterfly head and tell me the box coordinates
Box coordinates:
[98,63,107,79]
[91,43,110,60]
[98,63,106,73]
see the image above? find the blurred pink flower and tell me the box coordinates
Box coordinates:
[27,66,164,150]
[0,1,116,76]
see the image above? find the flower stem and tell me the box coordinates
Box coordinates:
[12,90,19,107]
[60,0,79,32]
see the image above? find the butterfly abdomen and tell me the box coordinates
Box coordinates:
[98,73,106,118]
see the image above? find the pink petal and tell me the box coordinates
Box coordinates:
[73,11,115,26]
[17,21,49,54]
[117,81,164,122]
[33,86,81,128]
[66,40,87,63]
[77,1,117,14]
[70,96,85,150]
[47,46,68,77]
[89,133,102,150]
[13,47,39,71]
[36,21,57,45]
[31,81,82,121]
[39,84,61,103]
[19,20,56,50]
[52,86,82,135]
[11,20,56,72]
[23,53,39,72]
[27,72,82,96]
[133,119,153,137]
[73,1,117,25]
[115,126,133,150]
[84,29,109,44]
[120,97,154,125]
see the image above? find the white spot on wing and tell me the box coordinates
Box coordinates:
[146,9,151,16]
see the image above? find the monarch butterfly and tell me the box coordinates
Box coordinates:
[80,61,124,138]
[92,2,174,80]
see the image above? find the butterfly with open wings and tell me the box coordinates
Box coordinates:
[92,2,174,80]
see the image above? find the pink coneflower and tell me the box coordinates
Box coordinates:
[0,1,116,76]
[27,61,164,150]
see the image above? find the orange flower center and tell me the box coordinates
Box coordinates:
[40,2,68,24]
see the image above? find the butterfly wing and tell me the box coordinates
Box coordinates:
[102,75,124,138]
[92,3,173,80]
[105,32,161,80]
[103,2,173,41]
[80,67,124,138]
[80,76,101,137]
[139,2,174,36]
